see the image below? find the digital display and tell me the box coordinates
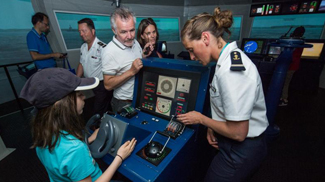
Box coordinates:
[301,42,324,59]
[281,2,299,14]
[318,0,325,11]
[251,1,325,17]
[299,1,318,13]
[136,67,200,120]
[251,4,266,16]
[158,41,167,53]
[265,4,281,15]
[243,40,264,54]
[268,46,282,55]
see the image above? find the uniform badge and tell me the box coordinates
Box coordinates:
[97,41,106,48]
[230,51,245,71]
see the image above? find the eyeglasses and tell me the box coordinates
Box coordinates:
[41,22,50,27]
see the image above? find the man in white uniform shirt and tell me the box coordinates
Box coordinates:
[77,18,113,116]
[102,7,151,113]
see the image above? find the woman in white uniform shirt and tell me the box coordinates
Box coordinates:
[177,7,269,182]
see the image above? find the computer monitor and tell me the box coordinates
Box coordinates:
[281,2,299,14]
[268,46,282,56]
[250,4,266,16]
[242,39,266,55]
[157,41,167,53]
[318,0,325,11]
[301,42,324,59]
[299,1,318,13]
[135,66,201,120]
[265,4,281,15]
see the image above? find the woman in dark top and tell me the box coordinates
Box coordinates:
[137,18,163,58]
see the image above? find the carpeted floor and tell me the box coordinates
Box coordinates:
[0,89,325,182]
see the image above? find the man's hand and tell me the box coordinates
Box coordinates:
[130,58,143,75]
[52,52,64,59]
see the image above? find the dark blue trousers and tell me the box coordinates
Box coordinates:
[204,133,267,182]
[92,81,113,116]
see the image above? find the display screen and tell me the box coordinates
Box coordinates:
[158,41,167,53]
[281,2,300,14]
[243,40,264,54]
[301,42,324,59]
[299,1,318,13]
[318,0,325,11]
[265,4,281,15]
[250,4,266,16]
[268,46,282,55]
[136,67,201,120]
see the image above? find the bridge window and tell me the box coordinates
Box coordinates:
[55,12,181,50]
[250,14,325,39]
[55,11,111,50]
[1,0,35,62]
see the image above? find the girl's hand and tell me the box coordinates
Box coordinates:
[88,129,99,143]
[116,138,137,161]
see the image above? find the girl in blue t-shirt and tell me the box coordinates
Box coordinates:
[20,68,136,182]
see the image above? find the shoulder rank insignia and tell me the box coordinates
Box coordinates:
[230,51,245,71]
[97,41,106,48]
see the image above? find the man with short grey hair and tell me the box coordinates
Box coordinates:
[102,7,150,113]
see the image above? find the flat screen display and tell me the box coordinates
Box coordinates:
[301,42,324,59]
[265,4,281,15]
[158,41,167,53]
[251,4,266,16]
[243,40,264,54]
[281,2,299,14]
[318,0,325,11]
[268,46,282,55]
[299,1,318,13]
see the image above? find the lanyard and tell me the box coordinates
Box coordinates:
[219,42,229,58]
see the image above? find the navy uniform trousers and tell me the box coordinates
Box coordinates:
[205,133,267,182]
[92,80,113,116]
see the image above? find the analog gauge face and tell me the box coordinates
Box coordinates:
[155,97,172,116]
[157,75,177,99]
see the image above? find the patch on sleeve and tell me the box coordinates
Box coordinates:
[97,41,107,48]
[230,51,246,71]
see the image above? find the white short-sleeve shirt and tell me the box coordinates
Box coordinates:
[102,36,142,100]
[210,41,269,137]
[80,37,105,80]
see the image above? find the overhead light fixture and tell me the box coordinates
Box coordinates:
[111,0,121,8]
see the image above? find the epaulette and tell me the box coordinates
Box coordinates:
[230,51,245,71]
[98,41,106,48]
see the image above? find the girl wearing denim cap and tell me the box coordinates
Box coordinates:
[20,68,136,182]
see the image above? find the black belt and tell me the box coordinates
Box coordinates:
[247,133,264,139]
[114,97,132,103]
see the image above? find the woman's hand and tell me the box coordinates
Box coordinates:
[142,43,153,58]
[177,111,203,125]
[116,138,137,161]
[88,129,99,143]
[207,128,219,150]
